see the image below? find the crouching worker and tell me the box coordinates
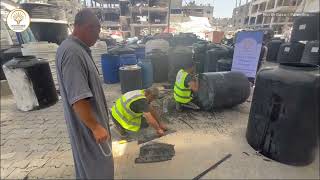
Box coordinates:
[111,88,167,137]
[174,61,200,111]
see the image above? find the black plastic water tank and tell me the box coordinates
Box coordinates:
[266,40,283,62]
[119,65,142,94]
[216,58,233,72]
[168,46,193,85]
[193,42,208,73]
[3,56,58,111]
[246,63,320,165]
[205,48,230,72]
[195,71,250,110]
[147,49,168,83]
[277,42,305,63]
[291,13,319,42]
[301,41,319,65]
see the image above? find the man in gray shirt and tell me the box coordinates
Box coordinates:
[56,9,114,179]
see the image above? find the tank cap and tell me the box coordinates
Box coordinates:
[4,55,39,69]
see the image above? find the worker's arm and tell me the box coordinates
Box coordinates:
[188,78,199,92]
[73,99,110,143]
[149,105,167,131]
[143,112,165,136]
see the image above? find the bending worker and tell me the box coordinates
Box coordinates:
[174,61,199,111]
[111,88,167,137]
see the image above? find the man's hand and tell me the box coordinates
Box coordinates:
[159,123,168,131]
[92,124,110,144]
[156,128,165,136]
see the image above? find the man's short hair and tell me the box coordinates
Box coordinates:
[74,9,96,26]
[145,87,159,99]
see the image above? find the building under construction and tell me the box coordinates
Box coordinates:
[88,0,170,37]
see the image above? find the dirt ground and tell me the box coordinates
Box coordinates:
[0,76,318,179]
[103,83,319,179]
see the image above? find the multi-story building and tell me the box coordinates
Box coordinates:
[247,0,304,33]
[232,2,251,29]
[88,0,170,37]
[170,0,214,21]
[232,0,319,34]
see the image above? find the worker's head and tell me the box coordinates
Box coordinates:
[145,87,159,103]
[183,61,196,74]
[73,9,101,47]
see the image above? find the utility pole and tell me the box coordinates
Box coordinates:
[148,0,151,35]
[167,0,171,33]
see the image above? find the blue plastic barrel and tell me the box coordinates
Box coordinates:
[119,54,137,66]
[101,54,120,84]
[135,47,146,60]
[138,59,153,88]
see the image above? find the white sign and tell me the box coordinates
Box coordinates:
[231,31,263,78]
[6,9,30,32]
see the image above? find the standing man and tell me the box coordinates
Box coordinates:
[174,62,199,111]
[56,9,114,179]
[111,88,167,137]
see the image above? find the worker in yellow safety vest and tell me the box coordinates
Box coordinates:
[174,61,199,111]
[111,88,167,137]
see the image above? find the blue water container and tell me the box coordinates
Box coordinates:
[138,59,153,89]
[119,54,137,66]
[101,54,120,84]
[135,47,146,60]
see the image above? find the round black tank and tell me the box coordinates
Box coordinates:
[216,58,233,72]
[168,46,193,85]
[119,65,142,94]
[3,56,58,111]
[147,49,168,83]
[193,42,208,73]
[291,13,320,42]
[277,42,305,63]
[266,39,283,62]
[205,48,230,72]
[301,41,319,65]
[246,63,320,165]
[195,71,250,110]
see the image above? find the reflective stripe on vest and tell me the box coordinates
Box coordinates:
[111,90,146,132]
[174,69,192,104]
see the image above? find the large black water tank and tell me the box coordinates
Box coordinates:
[0,47,22,80]
[195,71,250,110]
[205,48,230,72]
[277,42,305,63]
[147,49,168,83]
[3,56,58,111]
[291,13,319,42]
[246,63,320,165]
[193,42,208,73]
[168,46,193,85]
[119,65,142,94]
[266,40,283,62]
[301,41,319,65]
[216,58,233,72]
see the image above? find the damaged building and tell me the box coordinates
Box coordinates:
[88,0,170,37]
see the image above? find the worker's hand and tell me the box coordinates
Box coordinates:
[92,124,110,144]
[156,128,165,137]
[159,123,168,131]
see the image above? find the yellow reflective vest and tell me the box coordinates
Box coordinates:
[111,90,146,132]
[174,69,192,104]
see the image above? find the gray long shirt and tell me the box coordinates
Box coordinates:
[56,36,114,179]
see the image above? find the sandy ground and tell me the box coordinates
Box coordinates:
[0,77,318,179]
[103,83,319,179]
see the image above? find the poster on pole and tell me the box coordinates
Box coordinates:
[231,31,264,78]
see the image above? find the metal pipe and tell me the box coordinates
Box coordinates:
[167,0,172,33]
